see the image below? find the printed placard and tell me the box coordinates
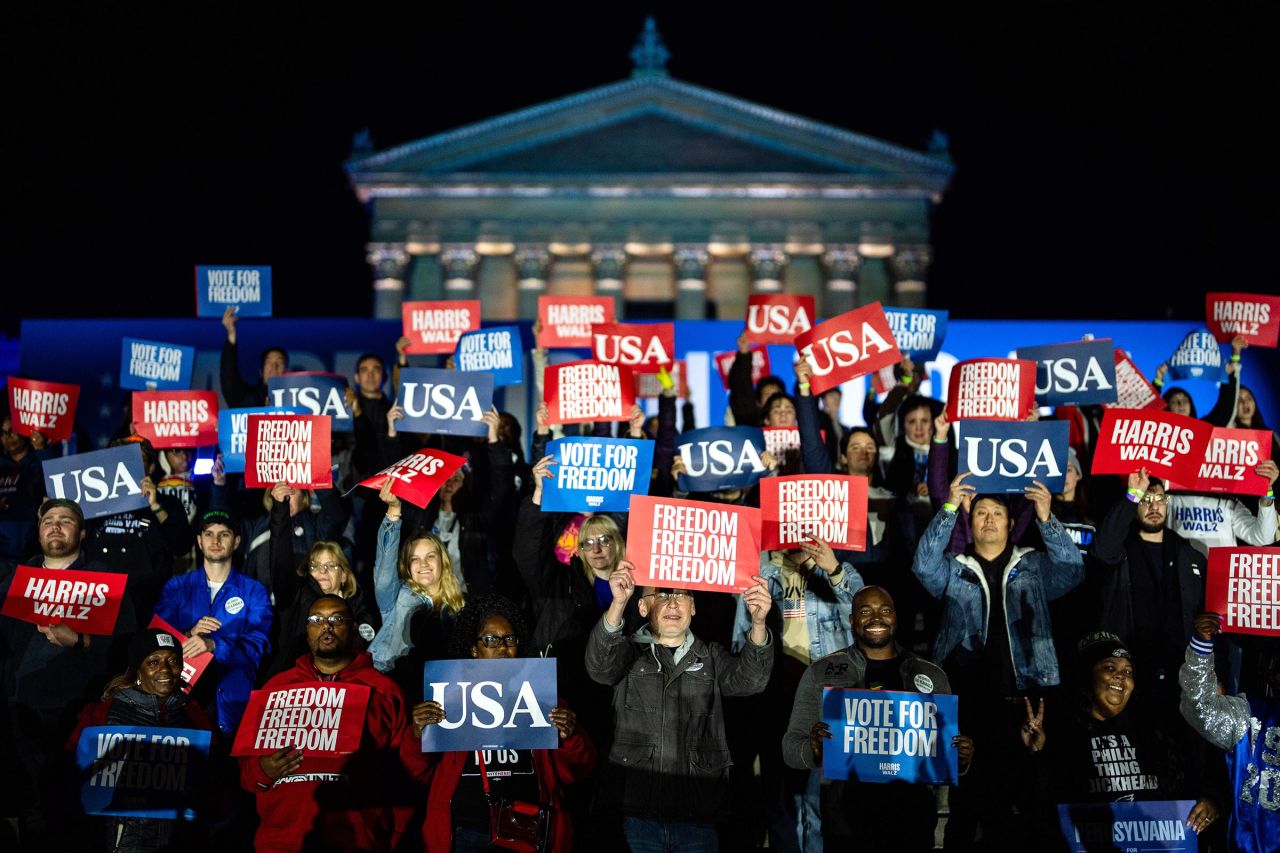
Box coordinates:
[1166,330,1226,382]
[1206,292,1280,348]
[356,449,467,509]
[131,391,219,449]
[455,325,523,387]
[1091,409,1212,484]
[745,295,815,344]
[634,361,688,399]
[421,658,559,752]
[1016,339,1118,407]
[946,358,1037,421]
[544,360,635,425]
[76,726,212,819]
[625,495,761,593]
[119,338,195,392]
[402,300,482,355]
[217,406,305,474]
[195,265,272,318]
[714,347,771,391]
[676,426,768,493]
[43,444,149,520]
[763,426,817,459]
[1057,801,1197,852]
[1206,548,1280,637]
[956,420,1070,494]
[7,376,80,441]
[231,682,372,756]
[794,302,901,396]
[1178,427,1273,496]
[266,372,353,432]
[537,295,615,348]
[147,614,212,694]
[884,308,949,363]
[760,475,868,552]
[1106,350,1166,411]
[540,437,654,513]
[821,688,959,785]
[243,414,332,489]
[1,565,128,635]
[395,368,494,436]
[591,322,675,368]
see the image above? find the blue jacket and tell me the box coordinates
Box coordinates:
[153,567,272,736]
[911,509,1083,690]
[369,516,433,672]
[731,553,863,659]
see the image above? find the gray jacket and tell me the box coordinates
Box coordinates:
[584,617,772,822]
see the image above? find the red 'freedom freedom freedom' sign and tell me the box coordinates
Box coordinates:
[231,682,372,756]
[760,475,868,552]
[794,302,901,396]
[1205,548,1280,637]
[244,414,332,489]
[946,359,1037,421]
[1,565,128,635]
[626,495,761,593]
[544,360,635,425]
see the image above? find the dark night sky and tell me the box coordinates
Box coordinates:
[7,4,1279,337]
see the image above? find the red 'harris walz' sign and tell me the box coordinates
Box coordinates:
[1,565,128,635]
[357,449,467,509]
[794,302,901,396]
[131,391,219,449]
[626,495,761,593]
[401,300,481,355]
[1206,548,1280,636]
[536,296,614,349]
[7,376,80,442]
[1205,292,1280,348]
[1091,408,1212,484]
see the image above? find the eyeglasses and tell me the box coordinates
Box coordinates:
[579,535,614,551]
[476,634,519,648]
[309,562,341,574]
[1139,494,1167,505]
[306,614,354,626]
[643,591,693,604]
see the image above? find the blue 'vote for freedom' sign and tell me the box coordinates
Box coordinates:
[1057,800,1197,852]
[44,444,149,520]
[676,426,768,493]
[396,368,494,437]
[195,266,273,317]
[821,688,959,785]
[1166,329,1227,383]
[421,658,559,752]
[217,406,306,473]
[75,726,212,819]
[266,372,354,433]
[119,338,195,392]
[541,436,654,513]
[455,325,524,387]
[956,419,1070,494]
[884,308,949,363]
[1016,339,1118,406]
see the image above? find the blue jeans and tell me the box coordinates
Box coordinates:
[623,817,719,853]
[452,825,500,852]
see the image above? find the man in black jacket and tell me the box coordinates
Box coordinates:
[219,305,288,407]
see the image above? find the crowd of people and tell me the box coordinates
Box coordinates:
[0,309,1277,853]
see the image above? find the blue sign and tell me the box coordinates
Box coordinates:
[956,420,1070,494]
[884,308,948,363]
[822,688,959,785]
[1167,329,1227,382]
[396,368,494,436]
[44,444,149,520]
[1016,339,1118,406]
[456,325,524,387]
[266,372,353,433]
[421,658,559,752]
[75,725,212,819]
[195,266,272,318]
[541,436,654,512]
[676,426,768,493]
[217,406,306,473]
[120,338,195,392]
[1057,800,1196,852]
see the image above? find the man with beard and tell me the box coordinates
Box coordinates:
[782,586,971,851]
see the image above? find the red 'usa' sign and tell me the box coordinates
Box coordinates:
[626,495,761,593]
[1091,408,1212,484]
[1205,292,1280,348]
[1,565,128,635]
[7,376,80,442]
[760,475,868,552]
[231,682,372,756]
[537,296,614,349]
[794,302,901,395]
[132,391,219,449]
[746,295,815,344]
[402,300,481,355]
[1205,548,1280,636]
[591,323,675,367]
[357,449,467,509]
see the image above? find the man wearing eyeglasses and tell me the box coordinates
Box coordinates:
[585,560,774,852]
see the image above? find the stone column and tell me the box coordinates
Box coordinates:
[889,246,932,308]
[592,245,627,320]
[440,244,478,299]
[750,245,787,294]
[822,246,860,317]
[367,243,410,319]
[515,245,551,321]
[674,245,709,320]
[405,224,442,300]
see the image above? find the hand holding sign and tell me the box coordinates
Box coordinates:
[260,746,304,781]
[742,575,773,628]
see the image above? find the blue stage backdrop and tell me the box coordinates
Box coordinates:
[17,318,1279,456]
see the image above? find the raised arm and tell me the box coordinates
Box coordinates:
[1179,614,1250,752]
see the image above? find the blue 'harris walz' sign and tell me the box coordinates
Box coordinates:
[195,266,273,317]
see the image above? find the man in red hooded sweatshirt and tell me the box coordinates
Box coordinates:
[239,594,428,852]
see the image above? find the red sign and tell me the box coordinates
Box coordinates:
[231,681,372,756]
[634,361,689,399]
[1105,350,1166,411]
[244,414,332,489]
[131,391,219,449]
[746,295,815,344]
[1091,408,1212,484]
[402,300,481,355]
[148,614,211,695]
[537,296,614,349]
[544,360,636,425]
[1,565,128,635]
[946,358,1037,421]
[1205,548,1280,637]
[625,495,761,593]
[591,322,675,367]
[1205,292,1280,348]
[760,475,868,552]
[357,449,467,509]
[714,347,771,391]
[1174,427,1274,496]
[794,302,901,396]
[7,376,80,442]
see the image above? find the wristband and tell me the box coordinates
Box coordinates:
[900,375,915,385]
[942,502,959,513]
[932,436,948,444]
[657,366,675,391]
[1152,376,1164,388]
[797,382,810,392]
[1266,489,1275,500]
[1231,354,1241,363]
[1125,487,1145,504]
